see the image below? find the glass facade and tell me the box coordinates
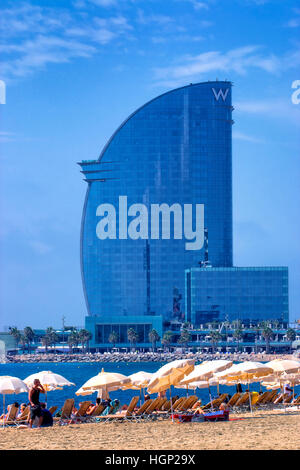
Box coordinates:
[185,267,289,325]
[79,81,233,321]
[85,315,163,348]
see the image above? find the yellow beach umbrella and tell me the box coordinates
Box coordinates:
[147,359,194,421]
[215,362,273,382]
[147,359,195,394]
[215,361,274,412]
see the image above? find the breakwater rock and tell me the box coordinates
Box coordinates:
[6,351,295,364]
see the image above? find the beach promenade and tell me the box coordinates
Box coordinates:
[0,409,299,450]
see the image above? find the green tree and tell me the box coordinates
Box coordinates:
[46,327,59,350]
[210,330,222,353]
[108,331,119,349]
[148,329,160,351]
[68,330,80,353]
[19,334,27,354]
[9,327,21,350]
[161,331,174,351]
[286,328,296,353]
[79,329,92,352]
[127,328,139,351]
[233,327,244,352]
[178,328,191,351]
[261,324,273,354]
[23,327,35,354]
[41,334,51,353]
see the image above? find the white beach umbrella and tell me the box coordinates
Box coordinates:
[121,371,154,405]
[24,370,75,405]
[81,368,130,396]
[179,360,232,406]
[125,371,153,390]
[0,376,29,426]
[180,360,233,385]
[264,359,300,376]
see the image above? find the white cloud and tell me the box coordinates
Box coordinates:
[0,2,133,80]
[235,99,300,126]
[153,46,300,86]
[30,241,53,255]
[233,131,265,144]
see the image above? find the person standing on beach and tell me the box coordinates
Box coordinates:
[28,379,45,429]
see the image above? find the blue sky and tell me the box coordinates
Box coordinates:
[0,0,299,329]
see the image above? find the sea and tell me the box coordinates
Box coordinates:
[1,361,299,410]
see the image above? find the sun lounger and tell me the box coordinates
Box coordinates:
[185,396,199,411]
[172,397,186,411]
[129,399,154,420]
[162,400,171,411]
[273,393,289,404]
[258,390,278,408]
[101,396,140,422]
[56,398,75,424]
[252,391,269,407]
[88,403,106,418]
[292,395,300,405]
[202,394,228,411]
[0,404,19,426]
[227,393,241,408]
[233,392,250,410]
[15,406,30,425]
[72,401,92,422]
[48,406,58,416]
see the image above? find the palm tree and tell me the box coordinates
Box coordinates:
[161,331,174,351]
[210,330,222,353]
[148,329,160,351]
[9,327,21,350]
[68,330,80,354]
[23,326,35,354]
[41,334,51,353]
[46,327,59,351]
[127,328,139,351]
[108,331,119,349]
[261,324,273,354]
[79,329,92,352]
[19,335,27,354]
[286,328,296,353]
[178,328,191,351]
[233,327,244,352]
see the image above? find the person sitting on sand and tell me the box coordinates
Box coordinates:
[40,403,53,428]
[219,401,229,411]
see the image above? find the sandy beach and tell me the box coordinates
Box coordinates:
[1,409,299,450]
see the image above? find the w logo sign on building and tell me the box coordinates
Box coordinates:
[212,87,229,102]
